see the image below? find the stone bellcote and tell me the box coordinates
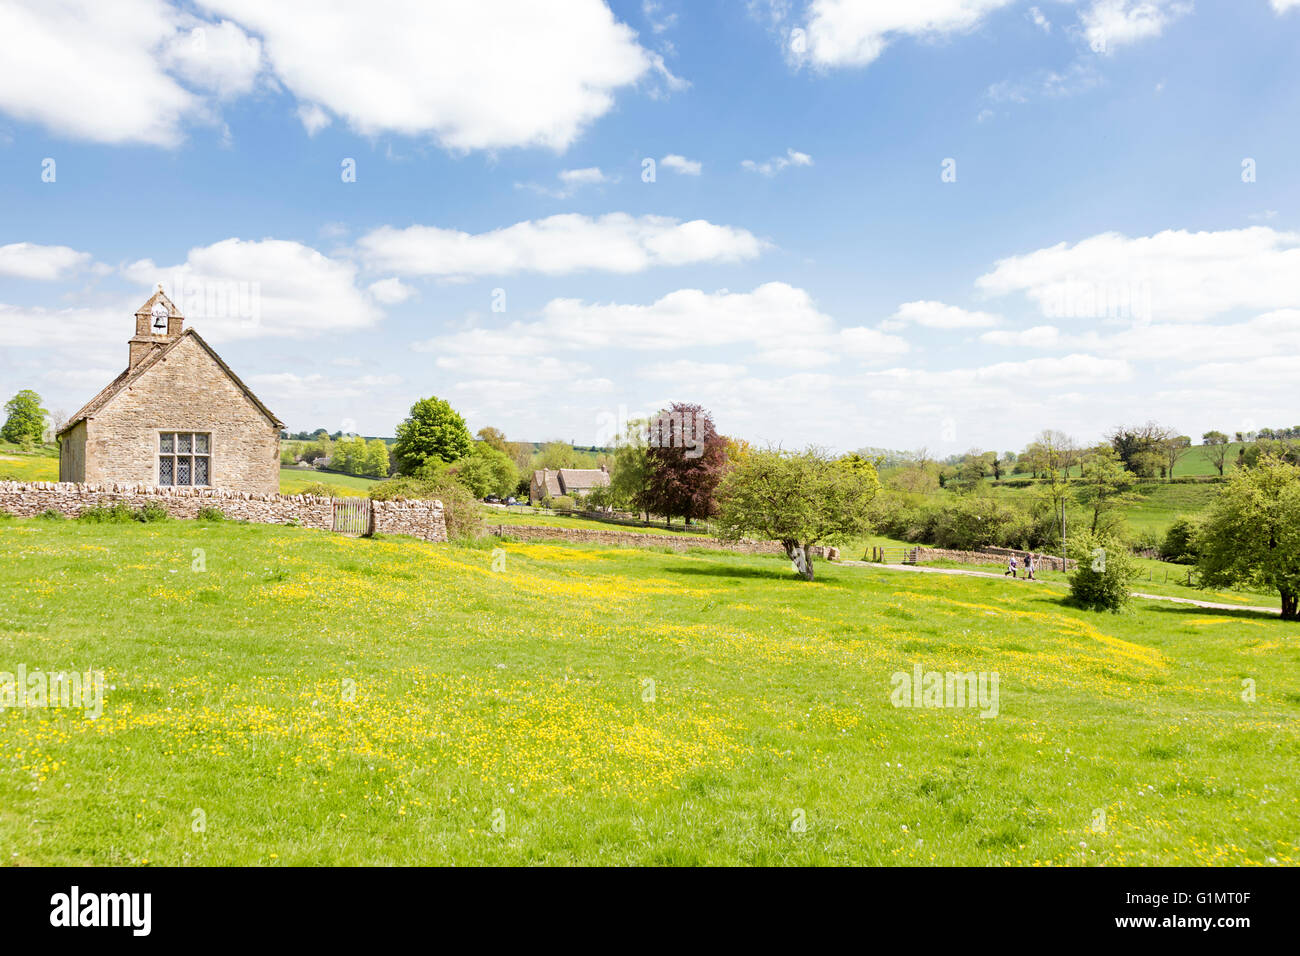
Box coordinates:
[129,285,184,370]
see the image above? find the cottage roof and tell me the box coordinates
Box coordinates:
[556,468,610,492]
[58,328,283,435]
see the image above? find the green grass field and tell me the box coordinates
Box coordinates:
[1,516,1295,865]
[278,467,377,497]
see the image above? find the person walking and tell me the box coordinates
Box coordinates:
[1005,554,1018,578]
[1026,553,1036,581]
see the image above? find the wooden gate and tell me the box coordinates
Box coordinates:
[332,497,373,537]
[869,546,920,565]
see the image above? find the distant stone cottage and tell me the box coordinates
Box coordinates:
[529,466,609,505]
[57,287,283,494]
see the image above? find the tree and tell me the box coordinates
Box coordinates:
[714,447,880,581]
[476,426,508,453]
[1162,434,1192,479]
[450,443,519,498]
[951,450,993,494]
[1068,531,1139,613]
[644,403,728,525]
[609,419,655,519]
[1076,446,1135,534]
[331,435,366,474]
[362,438,391,478]
[1030,430,1075,556]
[1197,456,1300,620]
[2,390,48,446]
[1201,430,1231,476]
[392,396,472,475]
[534,440,583,471]
[1108,422,1173,473]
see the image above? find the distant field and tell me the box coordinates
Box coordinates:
[279,467,377,497]
[0,445,58,482]
[987,480,1222,538]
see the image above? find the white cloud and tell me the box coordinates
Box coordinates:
[881,300,1003,330]
[0,243,94,280]
[366,277,416,305]
[296,103,331,136]
[122,238,383,340]
[642,0,679,34]
[0,0,662,151]
[982,310,1300,364]
[1028,6,1050,32]
[796,0,1015,68]
[976,227,1300,322]
[741,148,813,176]
[163,16,262,98]
[1273,0,1300,12]
[358,213,766,278]
[0,303,121,348]
[661,154,703,175]
[418,283,909,374]
[247,371,402,401]
[559,167,610,185]
[199,0,658,150]
[1081,0,1192,55]
[0,0,204,146]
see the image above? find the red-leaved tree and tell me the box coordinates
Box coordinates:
[644,403,728,526]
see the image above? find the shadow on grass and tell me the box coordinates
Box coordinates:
[1044,591,1281,622]
[665,562,850,587]
[1134,601,1282,622]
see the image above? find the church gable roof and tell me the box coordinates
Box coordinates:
[58,329,282,434]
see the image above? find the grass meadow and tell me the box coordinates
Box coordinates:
[1,516,1296,865]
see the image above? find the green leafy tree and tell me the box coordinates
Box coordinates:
[2,390,48,445]
[1201,430,1231,476]
[451,443,519,498]
[362,438,391,478]
[1160,516,1201,565]
[609,420,655,519]
[1076,446,1135,534]
[393,396,472,475]
[1067,531,1139,613]
[534,440,583,471]
[714,447,880,581]
[1197,456,1300,620]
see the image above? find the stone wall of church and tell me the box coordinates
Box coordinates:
[78,335,280,495]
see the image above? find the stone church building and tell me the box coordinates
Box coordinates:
[57,287,282,494]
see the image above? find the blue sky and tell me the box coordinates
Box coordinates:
[1,0,1297,454]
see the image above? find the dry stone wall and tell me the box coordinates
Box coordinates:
[0,481,446,543]
[913,546,1074,572]
[490,523,838,560]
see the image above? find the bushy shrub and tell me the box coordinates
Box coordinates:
[551,495,575,512]
[1159,516,1200,564]
[37,508,65,521]
[295,482,336,497]
[196,506,226,522]
[79,502,136,523]
[370,474,483,541]
[135,502,169,523]
[1067,532,1139,612]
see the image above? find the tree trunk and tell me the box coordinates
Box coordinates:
[784,541,815,581]
[1282,588,1298,621]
